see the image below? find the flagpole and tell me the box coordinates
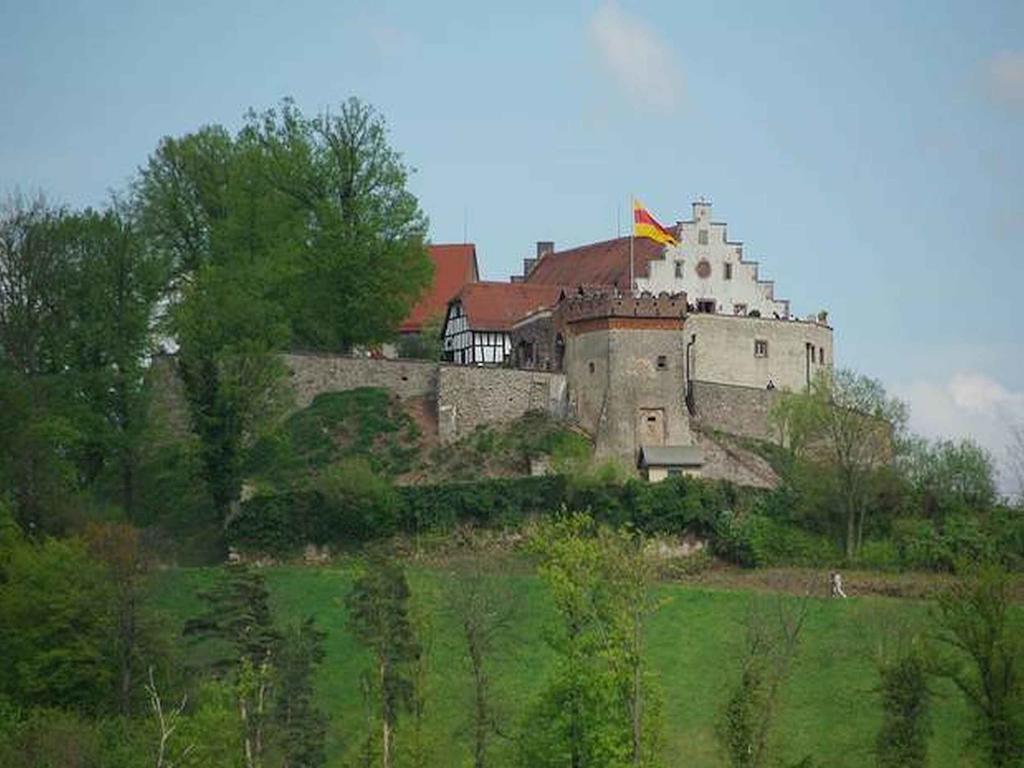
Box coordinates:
[629,194,634,295]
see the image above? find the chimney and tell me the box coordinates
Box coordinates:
[522,257,537,276]
[536,241,554,258]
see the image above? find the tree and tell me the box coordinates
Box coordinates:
[183,564,280,677]
[521,512,661,768]
[134,99,432,521]
[346,552,421,768]
[273,618,327,768]
[57,206,168,519]
[772,369,907,558]
[933,566,1024,767]
[901,437,997,519]
[446,558,517,768]
[0,508,117,713]
[717,598,808,768]
[84,522,156,717]
[0,198,167,529]
[241,97,432,350]
[875,650,930,768]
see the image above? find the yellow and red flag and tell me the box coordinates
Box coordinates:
[633,200,678,246]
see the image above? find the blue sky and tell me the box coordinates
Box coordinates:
[2,0,1023,489]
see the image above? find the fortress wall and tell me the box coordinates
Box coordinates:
[686,313,832,393]
[690,379,781,442]
[437,366,568,444]
[283,353,438,407]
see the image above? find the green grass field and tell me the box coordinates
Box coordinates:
[148,561,984,768]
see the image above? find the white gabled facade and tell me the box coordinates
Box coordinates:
[442,301,512,365]
[636,201,790,319]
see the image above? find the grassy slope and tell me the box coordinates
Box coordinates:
[149,564,980,768]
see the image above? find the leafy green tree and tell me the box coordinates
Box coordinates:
[901,437,997,519]
[241,98,432,350]
[1,197,166,529]
[135,98,431,520]
[0,508,117,713]
[772,369,907,558]
[346,552,421,768]
[934,567,1024,767]
[522,512,661,768]
[56,207,168,519]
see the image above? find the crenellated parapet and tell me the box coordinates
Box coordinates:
[562,290,688,324]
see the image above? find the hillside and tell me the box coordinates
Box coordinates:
[148,559,998,768]
[244,387,592,490]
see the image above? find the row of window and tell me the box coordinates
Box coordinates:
[752,341,827,363]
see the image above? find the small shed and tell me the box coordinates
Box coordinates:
[638,445,704,482]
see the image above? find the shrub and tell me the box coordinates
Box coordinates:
[712,512,837,568]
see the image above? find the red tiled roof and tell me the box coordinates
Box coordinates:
[400,244,480,333]
[454,282,565,332]
[524,236,668,289]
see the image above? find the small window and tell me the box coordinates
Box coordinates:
[647,415,658,423]
[733,303,747,315]
[667,468,682,477]
[754,340,768,358]
[588,361,595,374]
[674,260,684,278]
[696,299,716,313]
[724,262,733,280]
[818,347,825,364]
[656,355,667,370]
[698,229,709,245]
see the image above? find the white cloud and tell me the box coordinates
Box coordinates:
[893,371,1024,496]
[986,50,1024,109]
[589,1,684,113]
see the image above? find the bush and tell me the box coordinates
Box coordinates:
[712,511,837,568]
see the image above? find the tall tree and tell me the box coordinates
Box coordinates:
[717,598,809,768]
[772,369,907,558]
[134,98,432,520]
[346,552,421,768]
[274,617,328,768]
[934,567,1024,767]
[522,512,661,768]
[447,558,516,768]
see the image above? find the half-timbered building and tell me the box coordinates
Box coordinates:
[442,283,564,365]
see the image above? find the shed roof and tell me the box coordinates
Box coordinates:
[638,445,705,468]
[400,244,480,333]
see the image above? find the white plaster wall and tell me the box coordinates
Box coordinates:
[636,201,790,318]
[686,313,833,392]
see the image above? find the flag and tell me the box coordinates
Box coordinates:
[633,200,678,246]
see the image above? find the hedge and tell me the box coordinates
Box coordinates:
[226,475,765,556]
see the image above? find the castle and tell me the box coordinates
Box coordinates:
[411,200,833,480]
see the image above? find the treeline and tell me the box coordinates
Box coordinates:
[1,97,433,540]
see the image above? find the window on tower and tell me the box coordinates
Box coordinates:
[674,260,684,278]
[724,262,733,280]
[698,229,709,245]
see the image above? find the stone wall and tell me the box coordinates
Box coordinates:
[283,353,438,408]
[690,379,781,442]
[566,324,693,466]
[437,366,568,444]
[685,313,832,392]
